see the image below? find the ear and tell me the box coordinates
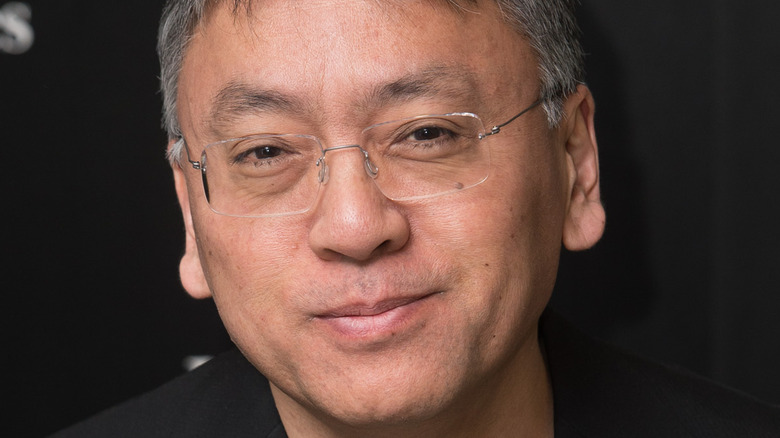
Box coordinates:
[561,85,606,251]
[170,140,212,299]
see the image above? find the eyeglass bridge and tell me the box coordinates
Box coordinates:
[314,144,379,185]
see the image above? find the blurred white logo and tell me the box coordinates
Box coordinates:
[0,2,33,55]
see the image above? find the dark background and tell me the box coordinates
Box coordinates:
[2,1,778,436]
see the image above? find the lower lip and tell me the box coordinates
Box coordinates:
[315,295,434,342]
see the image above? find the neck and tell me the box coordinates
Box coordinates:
[273,329,554,438]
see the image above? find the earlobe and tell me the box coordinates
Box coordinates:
[172,148,212,299]
[561,85,606,251]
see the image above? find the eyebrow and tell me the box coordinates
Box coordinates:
[369,67,479,106]
[206,66,480,135]
[208,82,304,132]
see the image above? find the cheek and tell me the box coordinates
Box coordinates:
[493,129,568,247]
[195,218,318,377]
[200,215,303,275]
[194,215,309,322]
[449,135,566,332]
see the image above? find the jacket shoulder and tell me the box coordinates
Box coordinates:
[50,349,284,438]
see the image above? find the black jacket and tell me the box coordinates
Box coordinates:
[52,310,780,437]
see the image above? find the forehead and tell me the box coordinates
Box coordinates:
[178,0,538,136]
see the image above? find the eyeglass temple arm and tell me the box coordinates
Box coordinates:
[174,137,203,170]
[480,98,543,139]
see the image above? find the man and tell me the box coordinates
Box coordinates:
[54,0,779,437]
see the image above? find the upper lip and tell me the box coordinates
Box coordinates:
[315,292,437,318]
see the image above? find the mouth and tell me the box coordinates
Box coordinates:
[313,292,440,341]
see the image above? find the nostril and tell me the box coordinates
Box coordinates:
[377,239,392,252]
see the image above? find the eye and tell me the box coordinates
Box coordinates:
[231,143,285,166]
[410,126,451,142]
[248,145,282,159]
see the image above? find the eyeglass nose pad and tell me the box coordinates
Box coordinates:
[364,157,378,179]
[317,158,330,184]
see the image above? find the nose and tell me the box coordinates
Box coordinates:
[308,147,410,261]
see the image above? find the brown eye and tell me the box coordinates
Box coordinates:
[231,145,284,166]
[412,126,446,141]
[251,146,282,159]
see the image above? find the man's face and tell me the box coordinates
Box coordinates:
[174,0,601,430]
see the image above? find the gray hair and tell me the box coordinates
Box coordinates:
[158,0,583,161]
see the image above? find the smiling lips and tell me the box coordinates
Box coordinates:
[314,292,439,339]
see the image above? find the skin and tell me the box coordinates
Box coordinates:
[172,1,605,436]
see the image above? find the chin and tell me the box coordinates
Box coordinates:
[286,364,465,432]
[316,394,446,432]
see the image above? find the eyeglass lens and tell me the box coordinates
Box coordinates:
[199,113,491,217]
